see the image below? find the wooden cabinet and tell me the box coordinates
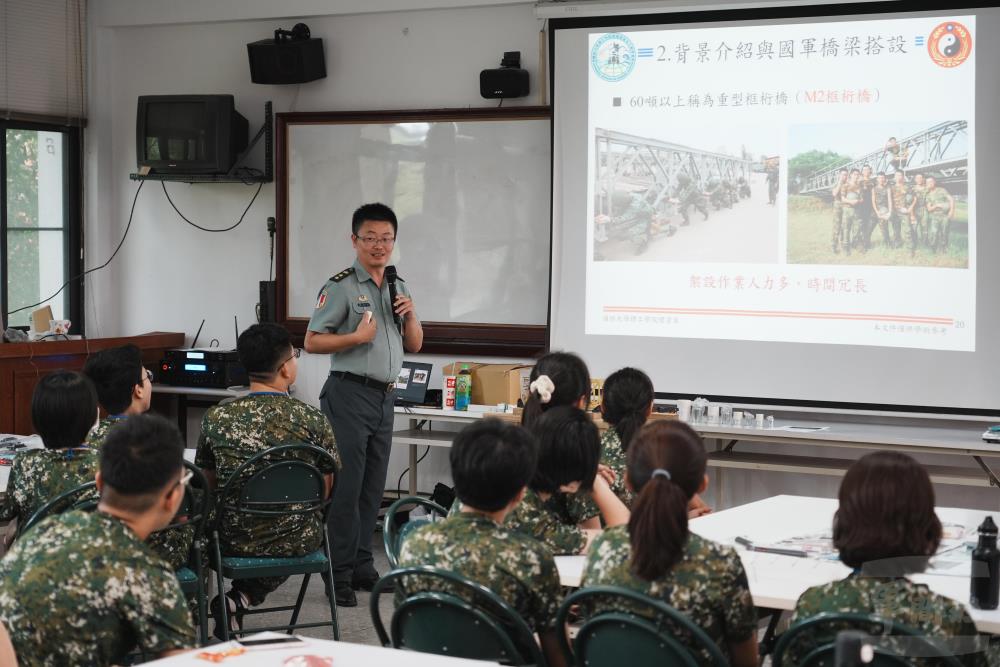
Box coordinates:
[0,332,184,435]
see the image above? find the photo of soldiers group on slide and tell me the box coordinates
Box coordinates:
[786,120,969,268]
[592,128,779,263]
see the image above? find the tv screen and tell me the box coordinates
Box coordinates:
[136,95,248,174]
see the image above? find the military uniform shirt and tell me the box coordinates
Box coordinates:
[582,526,756,663]
[196,393,341,555]
[792,575,987,666]
[85,415,124,449]
[926,186,952,214]
[398,512,562,632]
[307,259,411,384]
[0,448,98,524]
[565,427,633,519]
[873,183,892,215]
[891,182,913,212]
[0,510,195,666]
[506,488,592,555]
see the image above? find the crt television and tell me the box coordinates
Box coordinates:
[136,95,249,174]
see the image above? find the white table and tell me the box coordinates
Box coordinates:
[393,405,507,495]
[141,632,498,666]
[557,495,1000,634]
[695,419,1000,500]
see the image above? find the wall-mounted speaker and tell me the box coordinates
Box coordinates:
[247,23,326,85]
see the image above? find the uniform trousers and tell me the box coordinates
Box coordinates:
[321,374,395,583]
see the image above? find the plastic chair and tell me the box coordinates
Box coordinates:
[370,566,545,666]
[151,461,212,645]
[19,481,98,538]
[210,443,339,641]
[555,586,730,667]
[773,612,967,667]
[382,496,447,569]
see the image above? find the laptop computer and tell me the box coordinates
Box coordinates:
[394,361,434,406]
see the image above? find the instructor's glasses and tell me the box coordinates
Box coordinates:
[355,235,396,247]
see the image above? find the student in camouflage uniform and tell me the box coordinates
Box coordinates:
[891,171,918,256]
[581,420,758,667]
[83,344,153,448]
[399,419,565,667]
[912,173,929,246]
[841,169,863,256]
[870,171,893,248]
[669,173,709,226]
[0,371,99,530]
[0,414,196,665]
[924,176,955,253]
[507,406,629,554]
[789,452,988,666]
[83,344,194,570]
[197,323,340,638]
[831,169,848,253]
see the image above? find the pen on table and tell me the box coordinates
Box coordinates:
[735,536,809,558]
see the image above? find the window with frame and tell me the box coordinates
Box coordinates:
[1,122,82,331]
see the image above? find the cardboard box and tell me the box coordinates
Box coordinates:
[443,362,533,406]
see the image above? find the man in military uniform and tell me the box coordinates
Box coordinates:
[84,345,195,571]
[669,172,709,225]
[766,158,779,205]
[83,344,153,448]
[924,176,955,253]
[912,173,929,247]
[840,169,863,256]
[399,419,564,667]
[858,164,875,251]
[304,202,423,607]
[871,172,894,249]
[890,170,917,256]
[0,414,196,664]
[830,169,848,253]
[0,371,99,530]
[197,323,340,635]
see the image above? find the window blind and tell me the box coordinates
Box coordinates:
[0,0,87,126]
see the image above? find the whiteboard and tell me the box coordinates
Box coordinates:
[284,112,551,325]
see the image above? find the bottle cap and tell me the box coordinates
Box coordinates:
[979,516,998,536]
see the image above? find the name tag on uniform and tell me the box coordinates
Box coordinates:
[352,294,373,314]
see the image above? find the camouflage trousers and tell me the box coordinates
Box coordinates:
[913,208,928,246]
[831,206,844,251]
[842,209,860,253]
[928,212,949,252]
[871,213,892,247]
[893,213,918,253]
[678,197,708,225]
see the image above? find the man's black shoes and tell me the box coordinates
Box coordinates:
[334,583,358,607]
[351,569,380,592]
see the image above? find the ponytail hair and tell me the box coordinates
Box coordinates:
[626,421,707,581]
[521,352,591,429]
[600,367,654,452]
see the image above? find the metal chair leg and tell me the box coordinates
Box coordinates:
[212,531,230,642]
[287,574,311,633]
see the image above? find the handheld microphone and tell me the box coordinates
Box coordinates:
[385,265,402,330]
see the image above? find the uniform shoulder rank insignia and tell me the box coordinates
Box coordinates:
[330,267,355,283]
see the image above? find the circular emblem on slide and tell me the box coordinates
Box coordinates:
[928,21,972,68]
[591,33,636,82]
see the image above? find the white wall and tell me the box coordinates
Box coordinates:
[85,0,998,512]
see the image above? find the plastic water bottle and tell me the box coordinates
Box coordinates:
[971,516,1000,610]
[455,364,472,411]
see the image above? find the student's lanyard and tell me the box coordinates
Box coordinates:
[247,392,287,397]
[63,444,92,461]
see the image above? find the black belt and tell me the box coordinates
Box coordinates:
[331,371,394,393]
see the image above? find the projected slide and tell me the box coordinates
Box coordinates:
[585,16,975,351]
